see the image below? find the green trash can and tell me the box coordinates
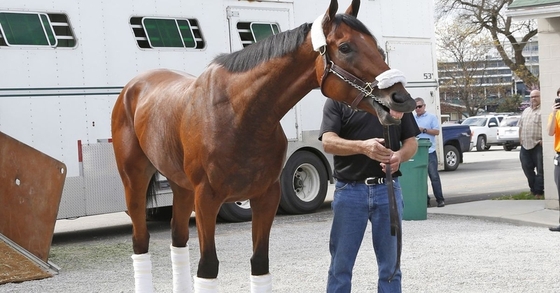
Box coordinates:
[399,138,430,220]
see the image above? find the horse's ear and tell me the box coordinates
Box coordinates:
[326,0,338,19]
[322,0,338,31]
[345,0,360,17]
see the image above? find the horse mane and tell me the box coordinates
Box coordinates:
[212,14,375,73]
[212,22,312,72]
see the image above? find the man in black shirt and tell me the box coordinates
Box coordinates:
[320,99,420,293]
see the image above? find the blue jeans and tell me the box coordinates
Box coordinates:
[520,144,544,195]
[427,152,444,203]
[327,179,403,293]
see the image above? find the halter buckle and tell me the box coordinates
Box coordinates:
[363,82,375,97]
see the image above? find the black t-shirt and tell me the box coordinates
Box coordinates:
[319,99,420,180]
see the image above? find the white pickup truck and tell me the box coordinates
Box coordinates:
[461,115,505,151]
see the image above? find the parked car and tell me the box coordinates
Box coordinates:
[461,115,504,151]
[441,124,472,171]
[497,115,520,151]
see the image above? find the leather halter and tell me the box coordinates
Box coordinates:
[318,45,379,110]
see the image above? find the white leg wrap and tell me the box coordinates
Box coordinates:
[131,253,154,293]
[193,276,219,293]
[171,245,192,293]
[250,274,272,293]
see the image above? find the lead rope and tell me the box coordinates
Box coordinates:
[383,125,401,282]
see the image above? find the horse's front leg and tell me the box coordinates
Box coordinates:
[169,182,195,293]
[249,182,281,293]
[193,187,222,292]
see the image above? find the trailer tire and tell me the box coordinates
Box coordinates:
[280,150,328,214]
[218,201,252,222]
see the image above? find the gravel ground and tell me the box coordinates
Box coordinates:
[2,210,560,293]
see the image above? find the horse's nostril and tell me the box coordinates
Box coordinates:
[391,93,398,103]
[392,92,412,103]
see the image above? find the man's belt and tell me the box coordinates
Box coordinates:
[338,177,389,185]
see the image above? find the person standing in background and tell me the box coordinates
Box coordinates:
[413,97,445,207]
[547,88,560,232]
[519,89,544,199]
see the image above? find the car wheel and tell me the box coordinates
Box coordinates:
[476,136,486,151]
[218,200,252,222]
[503,145,514,151]
[443,145,459,171]
[280,150,328,214]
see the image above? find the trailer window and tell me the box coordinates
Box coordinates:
[237,22,280,48]
[0,11,75,48]
[130,17,205,49]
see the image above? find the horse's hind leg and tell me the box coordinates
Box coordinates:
[112,121,156,293]
[119,161,156,293]
[248,183,281,293]
[122,168,156,293]
[169,181,195,293]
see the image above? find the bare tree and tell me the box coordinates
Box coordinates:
[496,93,523,112]
[437,22,500,116]
[437,0,539,89]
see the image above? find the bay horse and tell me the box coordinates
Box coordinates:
[111,0,416,292]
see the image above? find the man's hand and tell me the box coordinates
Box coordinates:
[363,138,393,163]
[380,151,402,174]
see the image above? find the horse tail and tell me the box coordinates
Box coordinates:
[146,173,158,214]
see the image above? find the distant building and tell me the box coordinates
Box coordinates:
[440,102,467,122]
[437,39,539,116]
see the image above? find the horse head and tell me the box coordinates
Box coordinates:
[313,0,416,125]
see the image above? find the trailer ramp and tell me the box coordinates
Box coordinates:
[0,131,66,284]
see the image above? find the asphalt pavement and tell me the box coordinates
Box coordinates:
[427,146,560,229]
[51,143,560,236]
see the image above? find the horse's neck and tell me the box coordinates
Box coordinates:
[228,45,319,126]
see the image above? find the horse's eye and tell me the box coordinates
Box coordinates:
[338,43,352,54]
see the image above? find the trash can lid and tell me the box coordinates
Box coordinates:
[417,138,432,146]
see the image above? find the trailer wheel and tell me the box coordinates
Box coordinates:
[218,201,252,222]
[280,150,328,214]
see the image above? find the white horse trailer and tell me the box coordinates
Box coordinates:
[0,0,440,221]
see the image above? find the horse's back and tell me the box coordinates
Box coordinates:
[113,68,195,129]
[115,69,195,115]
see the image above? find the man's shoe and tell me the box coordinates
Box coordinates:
[437,201,445,208]
[549,225,560,232]
[427,198,431,207]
